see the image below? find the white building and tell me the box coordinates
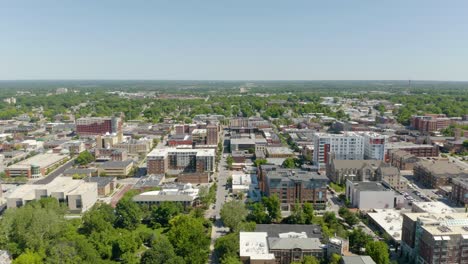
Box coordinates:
[239,232,276,263]
[6,177,98,213]
[133,183,199,207]
[313,132,364,169]
[361,132,386,160]
[367,209,403,242]
[345,180,396,210]
[313,132,386,170]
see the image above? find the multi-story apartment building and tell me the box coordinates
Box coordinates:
[450,177,468,206]
[401,212,468,264]
[385,142,439,160]
[413,159,468,188]
[147,148,215,175]
[411,114,452,133]
[206,124,218,145]
[262,167,328,210]
[76,114,123,136]
[362,132,386,160]
[313,132,365,170]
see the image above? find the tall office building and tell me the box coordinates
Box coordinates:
[76,114,123,136]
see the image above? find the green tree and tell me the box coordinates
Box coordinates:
[303,202,314,224]
[247,202,270,224]
[13,250,43,264]
[221,256,242,264]
[285,202,305,224]
[150,202,183,228]
[254,158,267,167]
[140,235,184,264]
[282,157,296,168]
[302,256,320,264]
[0,199,67,255]
[220,200,248,232]
[81,203,116,234]
[215,232,239,261]
[366,241,390,264]
[111,229,141,262]
[329,253,341,264]
[226,155,234,170]
[75,150,94,166]
[262,195,281,222]
[348,228,373,253]
[167,215,210,264]
[114,199,142,230]
[339,207,358,226]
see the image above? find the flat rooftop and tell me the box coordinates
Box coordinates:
[367,209,403,242]
[412,202,456,214]
[148,148,215,158]
[266,147,294,155]
[239,232,273,258]
[67,182,97,195]
[8,153,67,169]
[416,159,467,176]
[351,181,389,192]
[386,142,434,149]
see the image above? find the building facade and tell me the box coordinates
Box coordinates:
[401,212,468,264]
[313,132,365,170]
[263,168,328,210]
[413,159,468,188]
[76,115,123,136]
[147,148,215,175]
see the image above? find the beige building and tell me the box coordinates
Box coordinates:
[99,160,134,177]
[6,177,98,213]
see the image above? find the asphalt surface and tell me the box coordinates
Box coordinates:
[208,133,230,264]
[34,158,76,185]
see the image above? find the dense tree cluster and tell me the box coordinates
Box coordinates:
[0,193,211,264]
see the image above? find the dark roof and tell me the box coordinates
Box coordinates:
[85,176,116,187]
[351,181,389,192]
[64,168,97,175]
[101,160,133,168]
[255,224,322,239]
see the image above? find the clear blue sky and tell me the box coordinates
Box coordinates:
[1,0,468,80]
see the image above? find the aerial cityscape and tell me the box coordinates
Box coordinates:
[1,1,468,264]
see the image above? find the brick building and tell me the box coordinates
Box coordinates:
[450,177,468,206]
[413,159,468,188]
[385,142,439,161]
[262,167,328,210]
[387,149,420,170]
[410,114,452,133]
[206,124,219,145]
[76,115,123,136]
[401,212,468,264]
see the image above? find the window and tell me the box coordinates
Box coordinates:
[76,199,82,208]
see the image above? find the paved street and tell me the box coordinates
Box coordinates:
[208,132,231,264]
[34,157,76,185]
